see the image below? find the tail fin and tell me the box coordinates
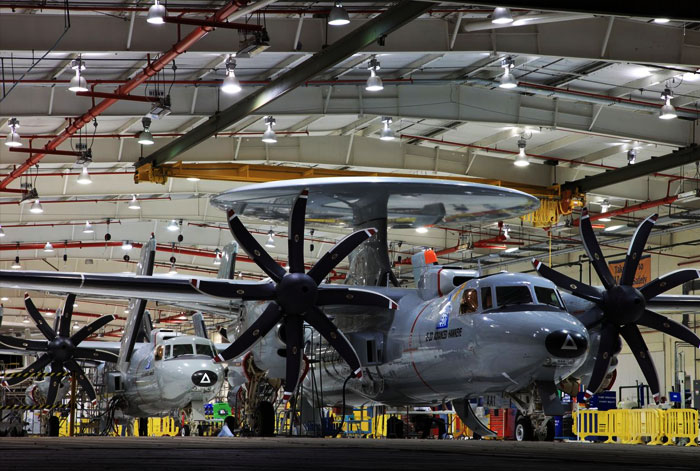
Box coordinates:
[411,249,439,283]
[134,310,153,343]
[216,242,238,280]
[118,236,156,373]
[192,312,208,339]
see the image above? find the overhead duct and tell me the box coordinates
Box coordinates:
[136,0,434,170]
[0,0,276,191]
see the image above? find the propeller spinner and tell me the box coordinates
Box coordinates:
[203,189,398,402]
[533,208,700,403]
[0,293,117,405]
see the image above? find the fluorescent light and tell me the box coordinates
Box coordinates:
[0,296,8,301]
[604,225,625,232]
[121,240,133,251]
[83,221,94,233]
[328,2,350,26]
[379,117,395,141]
[416,227,429,234]
[43,242,54,253]
[653,18,670,24]
[147,0,166,24]
[492,7,514,24]
[167,219,180,232]
[11,256,21,269]
[0,225,5,237]
[265,232,275,248]
[29,199,44,214]
[186,177,200,182]
[128,195,141,210]
[504,247,519,253]
[77,166,92,185]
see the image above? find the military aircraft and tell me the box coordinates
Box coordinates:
[0,238,226,432]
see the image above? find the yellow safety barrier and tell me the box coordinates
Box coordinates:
[573,408,698,446]
[663,409,698,447]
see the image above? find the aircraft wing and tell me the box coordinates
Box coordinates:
[0,269,268,308]
[647,294,700,312]
[0,340,121,357]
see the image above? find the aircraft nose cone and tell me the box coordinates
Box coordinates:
[545,330,588,358]
[191,370,218,387]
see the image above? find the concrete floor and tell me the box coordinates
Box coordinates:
[1,437,699,470]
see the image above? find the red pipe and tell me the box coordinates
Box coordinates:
[0,196,171,206]
[0,1,245,190]
[573,195,680,225]
[10,131,309,140]
[75,90,161,103]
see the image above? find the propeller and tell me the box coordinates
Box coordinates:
[202,189,398,402]
[0,293,117,405]
[533,209,700,403]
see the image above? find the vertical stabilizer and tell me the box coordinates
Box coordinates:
[118,237,156,374]
[192,312,208,339]
[216,242,238,280]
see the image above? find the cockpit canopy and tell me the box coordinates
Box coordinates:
[154,337,217,361]
[457,273,565,314]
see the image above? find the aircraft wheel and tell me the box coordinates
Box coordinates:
[514,416,533,442]
[253,401,275,437]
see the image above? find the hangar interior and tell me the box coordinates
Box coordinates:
[1,1,700,443]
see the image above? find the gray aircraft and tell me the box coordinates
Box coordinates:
[0,238,226,426]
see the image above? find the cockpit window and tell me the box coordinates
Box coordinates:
[154,345,164,361]
[172,344,193,358]
[481,287,493,310]
[496,286,533,307]
[534,286,563,309]
[195,342,215,358]
[459,289,478,314]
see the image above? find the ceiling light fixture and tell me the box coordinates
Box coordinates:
[43,241,54,253]
[83,221,94,233]
[504,247,519,253]
[147,0,167,24]
[11,256,21,269]
[221,55,242,94]
[416,227,429,234]
[627,149,637,165]
[68,57,88,93]
[328,1,350,26]
[122,240,133,251]
[265,230,276,248]
[0,225,5,237]
[128,195,141,210]
[379,117,395,141]
[0,296,8,301]
[599,199,611,221]
[604,224,625,232]
[213,249,222,266]
[186,177,200,182]
[137,117,155,145]
[659,88,677,119]
[29,199,44,214]
[167,219,180,232]
[366,57,383,92]
[514,138,529,167]
[262,116,277,144]
[168,263,178,275]
[499,56,517,89]
[76,165,92,185]
[653,18,670,24]
[492,7,514,24]
[4,118,22,147]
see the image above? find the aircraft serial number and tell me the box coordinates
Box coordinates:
[425,328,462,342]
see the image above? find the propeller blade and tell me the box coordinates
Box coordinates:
[282,314,304,403]
[532,259,603,303]
[71,315,115,345]
[619,324,660,402]
[191,279,276,300]
[583,323,619,400]
[64,359,97,403]
[579,208,616,289]
[227,210,286,282]
[24,294,56,340]
[620,214,657,286]
[213,302,282,363]
[640,269,700,301]
[0,334,47,352]
[45,372,62,405]
[577,306,605,329]
[304,307,362,378]
[73,347,119,363]
[639,309,700,348]
[307,229,377,284]
[58,294,76,338]
[316,286,398,310]
[287,189,308,274]
[1,354,53,387]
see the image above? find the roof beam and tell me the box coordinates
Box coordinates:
[137,0,433,169]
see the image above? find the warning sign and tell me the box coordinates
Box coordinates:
[608,255,651,288]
